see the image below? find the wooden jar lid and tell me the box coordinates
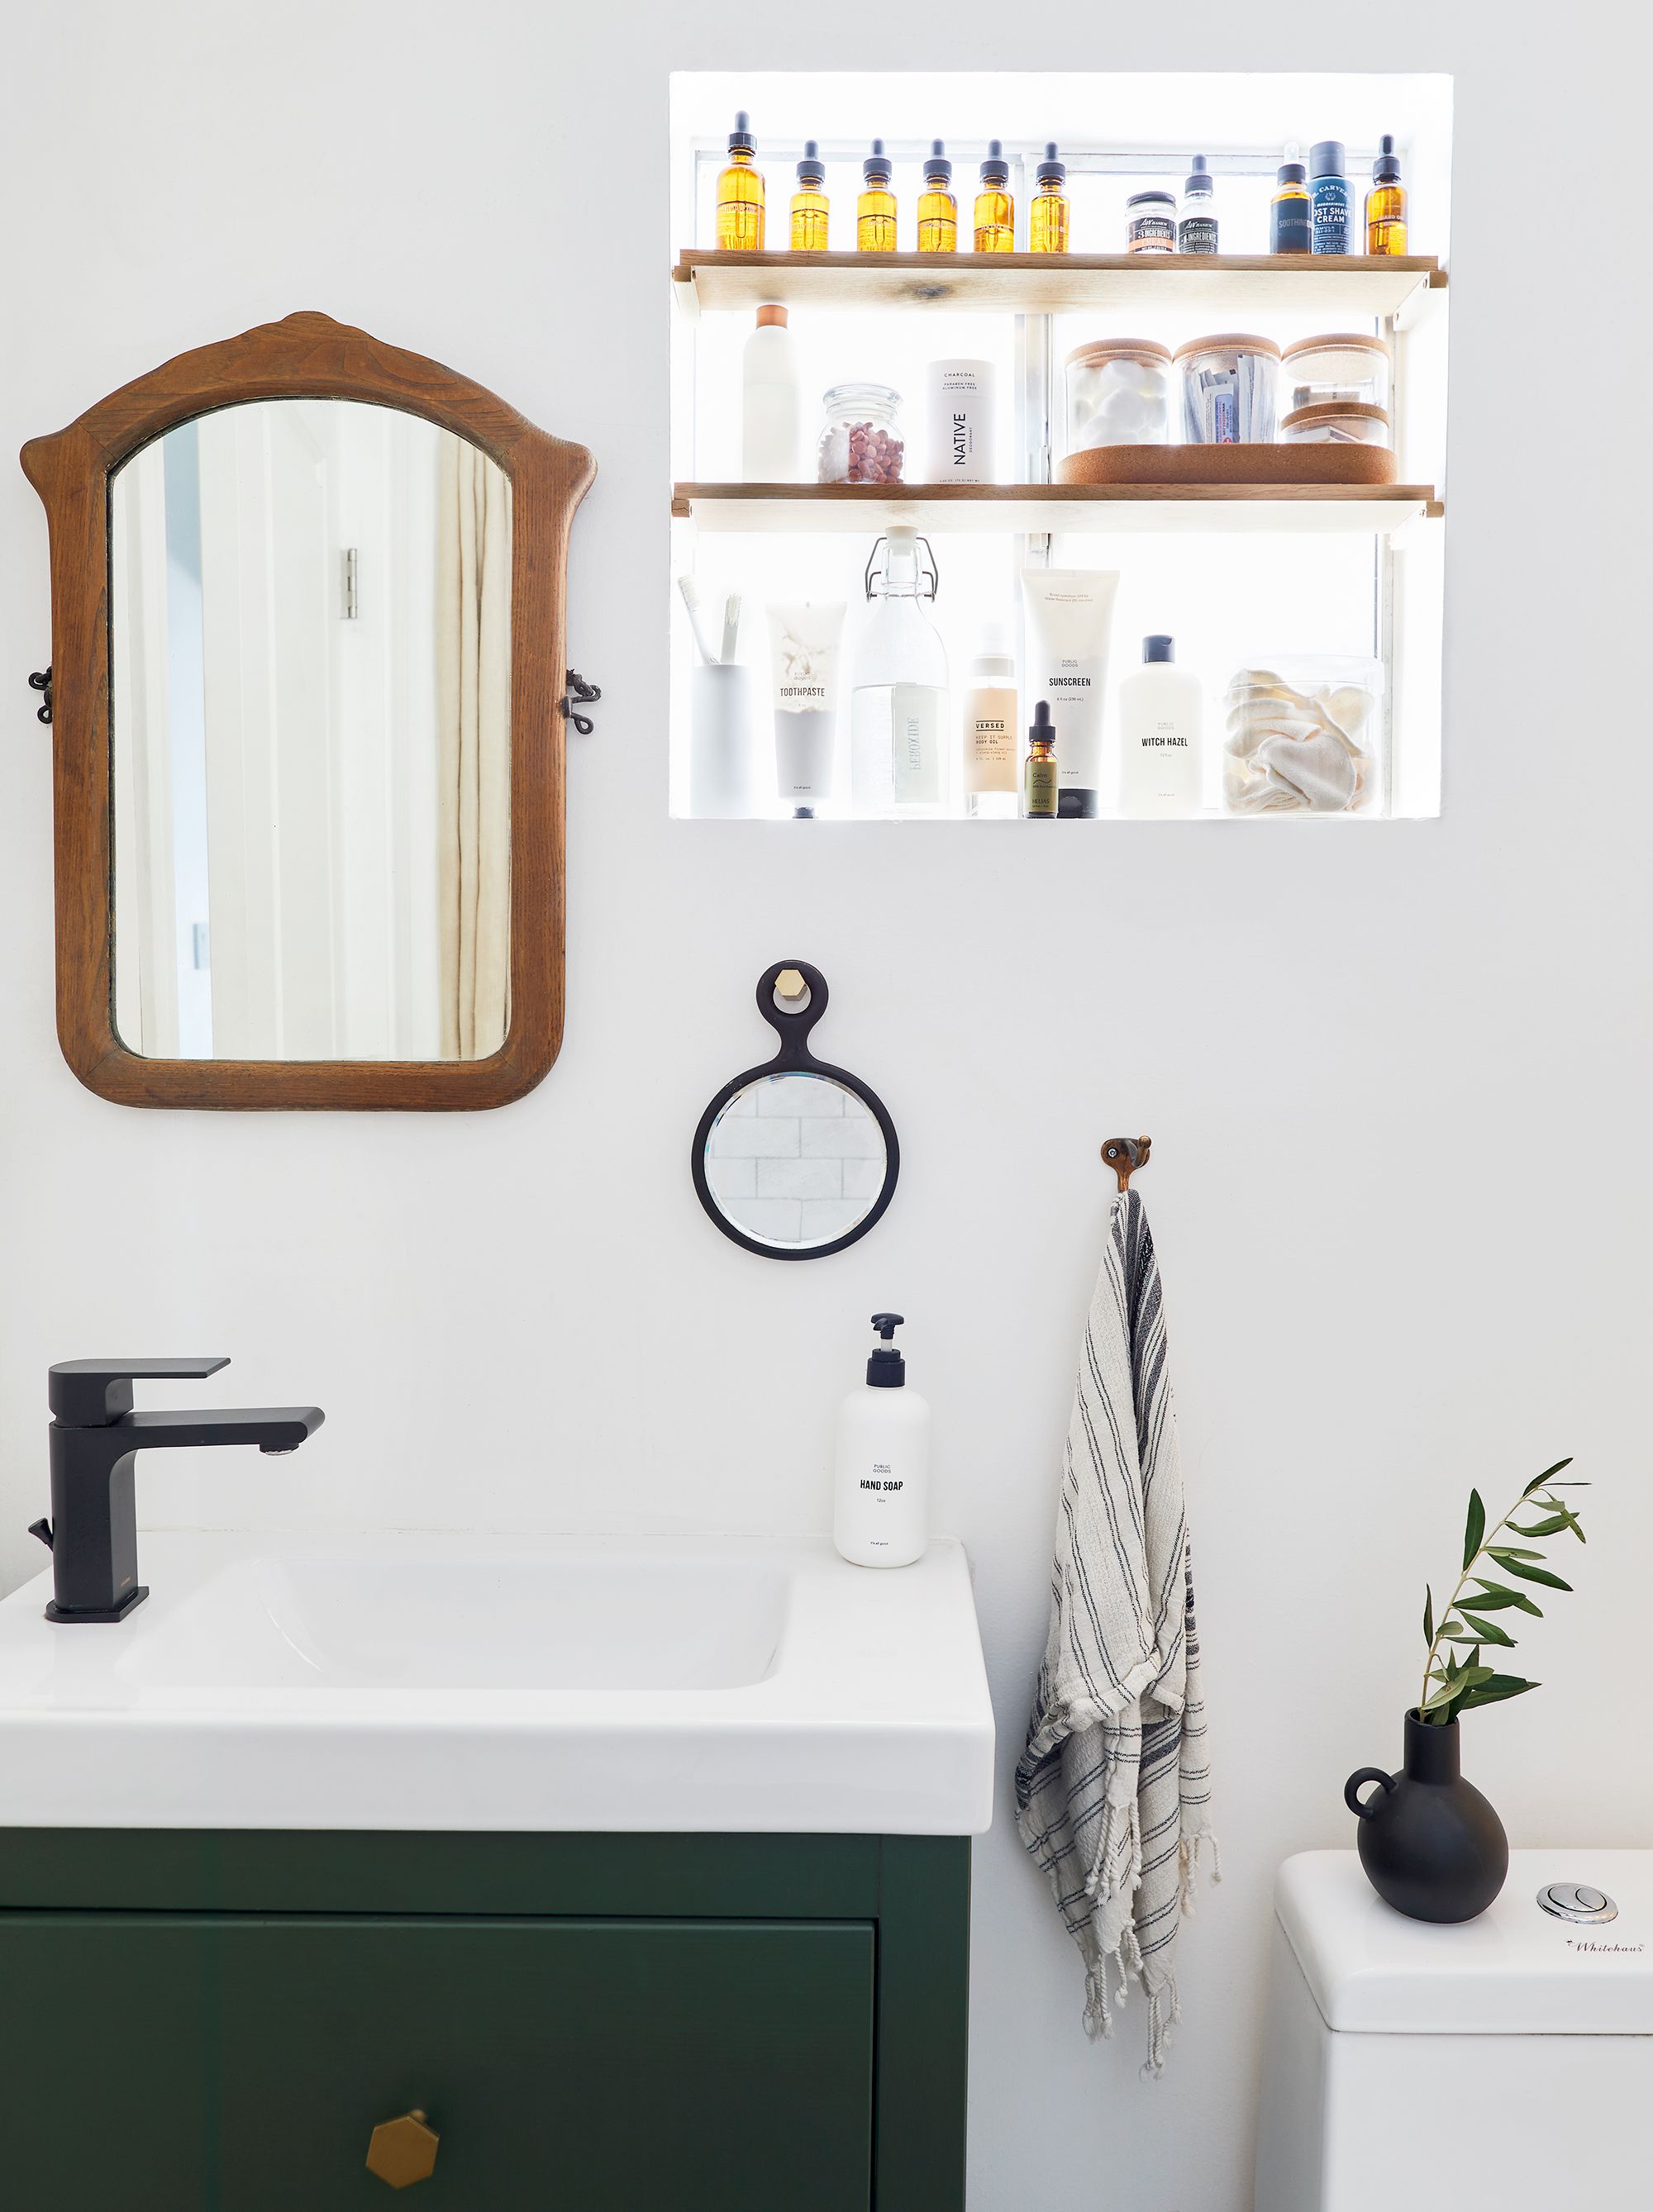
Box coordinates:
[1280,331,1392,361]
[1171,333,1283,361]
[1281,401,1391,430]
[1065,337,1174,370]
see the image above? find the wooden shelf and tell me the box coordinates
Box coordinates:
[673,483,1445,536]
[673,250,1446,323]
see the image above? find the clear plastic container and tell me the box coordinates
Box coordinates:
[817,383,904,484]
[1280,333,1392,414]
[1222,657,1384,817]
[1174,334,1280,445]
[1281,401,1392,449]
[1065,339,1173,452]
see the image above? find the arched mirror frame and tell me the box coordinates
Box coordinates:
[20,311,595,1110]
[692,960,901,1263]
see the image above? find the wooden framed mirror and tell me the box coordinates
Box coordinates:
[21,312,595,1109]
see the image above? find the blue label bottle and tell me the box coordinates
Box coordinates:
[1309,140,1351,255]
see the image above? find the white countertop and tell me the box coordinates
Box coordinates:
[0,1529,996,1835]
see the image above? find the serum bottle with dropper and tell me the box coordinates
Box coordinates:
[917,141,957,252]
[859,140,898,251]
[717,112,765,250]
[791,141,830,250]
[974,141,1015,251]
[1023,701,1059,819]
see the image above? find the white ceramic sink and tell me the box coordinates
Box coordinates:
[0,1531,994,1834]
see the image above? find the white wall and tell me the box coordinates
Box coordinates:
[2,7,1648,2209]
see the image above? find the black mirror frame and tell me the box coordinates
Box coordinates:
[691,961,900,1263]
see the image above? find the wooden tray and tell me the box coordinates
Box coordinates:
[1057,441,1398,487]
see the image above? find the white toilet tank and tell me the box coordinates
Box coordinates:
[1255,1849,1653,2210]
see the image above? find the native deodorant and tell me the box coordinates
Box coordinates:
[925,359,993,483]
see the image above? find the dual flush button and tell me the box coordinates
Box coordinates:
[1536,1881,1618,1924]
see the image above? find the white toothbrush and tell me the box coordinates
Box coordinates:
[677,575,719,666]
[721,593,741,664]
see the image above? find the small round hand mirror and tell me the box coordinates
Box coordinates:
[693,962,899,1260]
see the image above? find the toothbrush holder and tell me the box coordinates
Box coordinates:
[689,663,762,820]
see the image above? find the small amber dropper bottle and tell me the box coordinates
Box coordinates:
[791,141,830,250]
[1029,143,1069,254]
[858,140,898,252]
[917,141,958,253]
[717,112,765,251]
[1023,701,1058,819]
[1365,134,1408,254]
[974,140,1015,252]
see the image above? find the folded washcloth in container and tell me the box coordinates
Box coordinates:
[1015,1186,1217,2071]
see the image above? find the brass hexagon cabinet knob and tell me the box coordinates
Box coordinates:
[365,2108,441,2188]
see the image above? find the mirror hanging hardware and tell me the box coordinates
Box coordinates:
[562,669,601,735]
[27,668,52,725]
[1101,1134,1152,1192]
[863,535,939,602]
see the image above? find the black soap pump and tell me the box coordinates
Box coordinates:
[834,1315,932,1568]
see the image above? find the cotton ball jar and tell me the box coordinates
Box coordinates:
[1064,338,1173,456]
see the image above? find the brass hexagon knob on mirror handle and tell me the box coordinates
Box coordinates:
[365,2109,440,2188]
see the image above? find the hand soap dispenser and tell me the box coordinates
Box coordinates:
[834,1313,930,1568]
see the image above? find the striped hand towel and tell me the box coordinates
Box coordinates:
[1015,1186,1217,2071]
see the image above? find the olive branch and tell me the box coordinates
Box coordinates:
[1419,1458,1586,1724]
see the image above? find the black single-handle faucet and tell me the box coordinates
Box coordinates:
[28,1358,325,1623]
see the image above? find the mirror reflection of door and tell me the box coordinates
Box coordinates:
[109,398,512,1063]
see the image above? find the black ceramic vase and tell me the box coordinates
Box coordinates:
[1345,1710,1508,1923]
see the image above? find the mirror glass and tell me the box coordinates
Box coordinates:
[702,1073,889,1252]
[108,398,512,1061]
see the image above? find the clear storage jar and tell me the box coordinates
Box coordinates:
[1222,657,1384,816]
[1174,334,1280,445]
[1065,339,1173,451]
[1281,401,1392,448]
[1125,189,1177,254]
[1280,333,1392,415]
[817,383,905,484]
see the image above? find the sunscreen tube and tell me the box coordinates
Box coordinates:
[1019,568,1120,817]
[767,601,846,816]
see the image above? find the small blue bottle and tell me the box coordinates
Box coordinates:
[1309,140,1351,255]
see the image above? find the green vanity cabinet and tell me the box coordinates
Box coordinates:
[0,1829,969,2211]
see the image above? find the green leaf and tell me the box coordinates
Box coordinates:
[1423,1586,1434,1648]
[1422,1677,1465,1711]
[1463,1489,1486,1570]
[1487,1547,1545,1562]
[1458,1611,1516,1648]
[1453,1676,1539,1712]
[1468,1582,1543,1616]
[1523,1458,1574,1496]
[1488,1557,1573,1592]
[1508,1515,1571,1539]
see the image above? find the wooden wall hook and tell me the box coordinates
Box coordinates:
[1101,1135,1151,1193]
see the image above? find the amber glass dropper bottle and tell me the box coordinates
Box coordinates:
[974,140,1015,251]
[917,142,958,253]
[1029,143,1069,253]
[791,141,830,250]
[1023,702,1058,818]
[717,112,765,251]
[1365,134,1408,254]
[859,140,898,251]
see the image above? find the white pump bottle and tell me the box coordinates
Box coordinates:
[834,1313,931,1568]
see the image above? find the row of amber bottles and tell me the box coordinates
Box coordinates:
[715,120,1070,254]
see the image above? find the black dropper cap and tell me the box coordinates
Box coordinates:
[797,140,824,186]
[980,139,1009,186]
[728,112,754,153]
[867,1312,907,1387]
[1184,152,1212,194]
[1277,158,1307,185]
[1028,699,1056,746]
[1143,635,1174,663]
[1372,132,1402,184]
[864,138,892,183]
[924,139,952,185]
[1310,140,1345,178]
[1036,141,1065,183]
